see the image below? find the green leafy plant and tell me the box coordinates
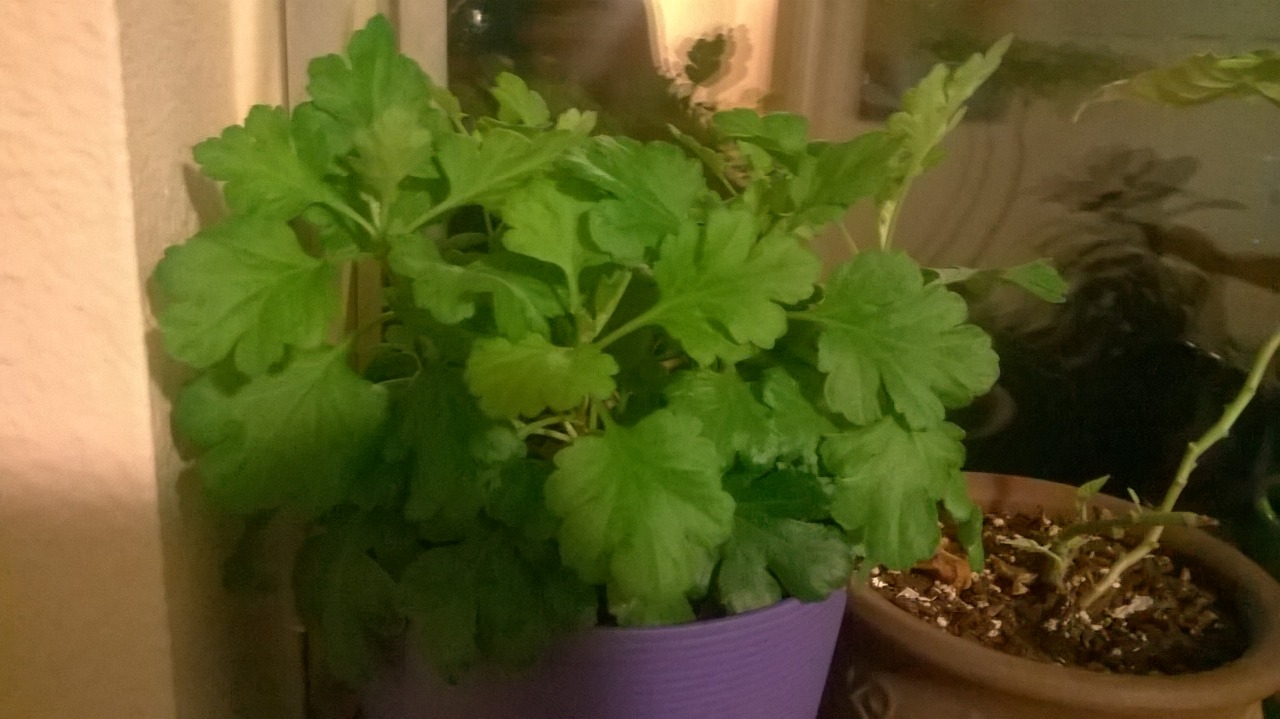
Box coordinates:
[154,17,1045,682]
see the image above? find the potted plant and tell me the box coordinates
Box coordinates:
[152,17,1039,719]
[825,50,1280,719]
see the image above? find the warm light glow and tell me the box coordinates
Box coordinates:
[645,0,780,108]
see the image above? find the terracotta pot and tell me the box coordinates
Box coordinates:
[822,473,1280,719]
[362,590,846,719]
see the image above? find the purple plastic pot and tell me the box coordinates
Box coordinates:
[361,591,847,719]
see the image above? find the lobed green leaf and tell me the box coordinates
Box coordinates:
[466,335,619,419]
[155,215,339,374]
[822,416,969,569]
[810,250,998,428]
[175,345,388,514]
[649,207,821,365]
[545,410,734,625]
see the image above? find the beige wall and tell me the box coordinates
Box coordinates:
[0,1,301,717]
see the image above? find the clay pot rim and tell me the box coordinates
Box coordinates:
[847,472,1280,712]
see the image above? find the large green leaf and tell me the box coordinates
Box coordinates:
[821,416,968,569]
[193,105,338,217]
[175,345,389,513]
[399,527,596,679]
[390,363,523,540]
[809,250,998,428]
[663,369,776,467]
[545,409,734,625]
[569,137,706,263]
[649,207,821,365]
[466,335,619,419]
[155,215,339,375]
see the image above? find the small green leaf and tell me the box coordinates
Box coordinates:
[398,542,478,677]
[485,459,559,541]
[491,72,552,126]
[713,109,810,160]
[390,363,523,540]
[1082,50,1280,115]
[805,132,897,209]
[759,368,837,463]
[155,215,339,374]
[878,36,1010,245]
[546,409,734,625]
[569,137,706,263]
[718,468,851,613]
[193,105,337,217]
[500,179,610,305]
[810,251,998,428]
[724,466,830,523]
[941,476,985,570]
[388,235,564,338]
[719,517,852,613]
[349,105,435,199]
[1077,475,1111,501]
[175,345,389,514]
[400,528,596,679]
[822,417,969,569]
[650,207,821,365]
[306,15,449,137]
[929,260,1068,303]
[664,369,776,467]
[466,335,619,419]
[294,516,404,684]
[433,128,583,218]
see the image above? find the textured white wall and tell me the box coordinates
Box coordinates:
[0,1,179,716]
[0,1,302,717]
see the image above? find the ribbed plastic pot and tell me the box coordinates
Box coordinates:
[362,590,847,719]
[821,473,1280,719]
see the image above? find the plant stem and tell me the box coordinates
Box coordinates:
[1052,511,1214,546]
[351,311,396,340]
[877,199,899,250]
[516,414,575,439]
[1080,326,1280,611]
[325,198,379,239]
[837,221,860,255]
[592,306,662,351]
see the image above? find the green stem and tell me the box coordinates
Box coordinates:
[325,198,379,239]
[592,306,663,351]
[351,311,395,341]
[405,199,461,235]
[515,413,574,439]
[1080,326,1280,612]
[837,221,860,255]
[877,194,904,250]
[1053,511,1213,546]
[590,272,633,341]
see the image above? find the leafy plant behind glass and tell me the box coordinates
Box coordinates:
[152,17,1048,682]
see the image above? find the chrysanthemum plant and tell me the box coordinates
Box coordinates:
[154,19,1058,681]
